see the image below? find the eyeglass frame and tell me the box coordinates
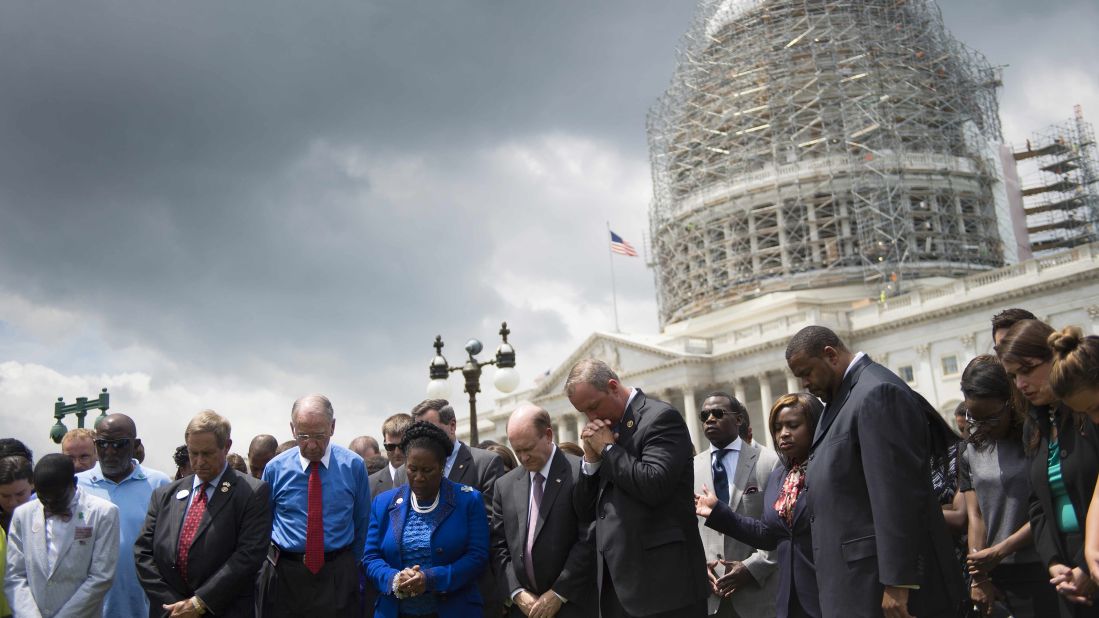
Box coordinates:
[293,432,332,444]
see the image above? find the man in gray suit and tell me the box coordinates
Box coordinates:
[491,404,596,618]
[407,398,506,618]
[692,392,778,618]
[368,413,411,500]
[5,454,120,618]
[786,326,962,618]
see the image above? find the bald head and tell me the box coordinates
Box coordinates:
[349,436,380,459]
[95,413,137,438]
[247,434,278,479]
[507,404,554,472]
[291,394,334,424]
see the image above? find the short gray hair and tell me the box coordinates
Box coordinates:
[411,399,455,425]
[185,410,232,448]
[564,358,619,396]
[291,394,335,423]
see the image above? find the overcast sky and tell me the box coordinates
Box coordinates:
[2,0,1096,473]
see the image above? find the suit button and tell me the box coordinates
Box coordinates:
[809,515,815,523]
[436,548,443,554]
[599,513,605,519]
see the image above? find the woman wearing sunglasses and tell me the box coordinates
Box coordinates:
[997,320,1099,616]
[695,393,823,618]
[959,355,1059,617]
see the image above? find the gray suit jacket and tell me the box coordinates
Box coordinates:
[4,488,120,618]
[369,465,396,500]
[807,355,963,618]
[693,442,779,617]
[490,449,596,618]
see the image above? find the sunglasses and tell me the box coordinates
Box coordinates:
[94,438,133,450]
[699,409,738,423]
[383,443,401,452]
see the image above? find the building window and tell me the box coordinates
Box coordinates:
[898,365,915,383]
[941,355,959,376]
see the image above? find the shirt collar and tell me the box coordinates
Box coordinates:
[531,444,557,481]
[298,443,333,472]
[89,459,146,484]
[446,440,462,467]
[388,462,400,480]
[710,437,742,454]
[191,463,228,491]
[843,352,867,380]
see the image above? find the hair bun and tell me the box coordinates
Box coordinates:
[1049,326,1084,358]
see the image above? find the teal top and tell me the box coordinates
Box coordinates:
[1048,439,1080,533]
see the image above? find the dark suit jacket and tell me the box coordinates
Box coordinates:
[363,480,489,618]
[370,465,396,500]
[134,467,272,618]
[395,441,505,618]
[490,449,596,618]
[807,355,963,618]
[573,390,709,616]
[1027,405,1099,571]
[705,465,820,618]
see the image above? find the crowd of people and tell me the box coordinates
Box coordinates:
[0,307,1098,618]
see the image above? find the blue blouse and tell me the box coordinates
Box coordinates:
[399,509,438,616]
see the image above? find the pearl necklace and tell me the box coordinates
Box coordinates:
[411,491,440,514]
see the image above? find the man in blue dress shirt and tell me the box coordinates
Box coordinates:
[258,394,371,617]
[76,413,171,618]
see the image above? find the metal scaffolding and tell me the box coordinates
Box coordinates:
[648,0,1007,326]
[1013,105,1099,255]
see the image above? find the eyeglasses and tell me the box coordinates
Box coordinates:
[699,409,738,423]
[94,438,132,450]
[964,405,1009,428]
[294,433,331,443]
[383,443,401,452]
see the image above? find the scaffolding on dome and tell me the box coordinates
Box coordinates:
[647,0,1008,326]
[1013,105,1099,255]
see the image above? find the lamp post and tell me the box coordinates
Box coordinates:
[51,388,110,444]
[427,322,519,445]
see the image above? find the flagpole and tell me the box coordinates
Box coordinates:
[607,221,621,333]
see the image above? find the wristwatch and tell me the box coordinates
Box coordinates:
[602,443,614,455]
[191,597,206,615]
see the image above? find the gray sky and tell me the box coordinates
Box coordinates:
[2,0,1096,472]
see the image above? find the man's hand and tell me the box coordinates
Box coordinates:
[970,580,1004,616]
[580,420,615,462]
[162,599,199,618]
[529,590,564,618]
[514,590,538,616]
[1053,566,1096,605]
[882,586,913,618]
[706,559,721,595]
[715,560,753,597]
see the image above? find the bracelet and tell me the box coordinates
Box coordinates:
[392,575,411,599]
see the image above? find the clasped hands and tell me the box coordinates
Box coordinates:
[514,588,563,618]
[580,420,616,463]
[705,558,753,598]
[394,565,427,598]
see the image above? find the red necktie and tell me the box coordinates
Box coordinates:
[178,483,208,584]
[305,461,325,574]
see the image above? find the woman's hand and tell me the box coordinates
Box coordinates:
[967,544,1005,577]
[1052,566,1096,605]
[969,580,1003,616]
[695,485,718,518]
[397,565,426,597]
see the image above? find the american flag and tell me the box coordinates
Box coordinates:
[609,231,638,257]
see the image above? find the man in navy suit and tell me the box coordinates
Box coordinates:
[570,358,709,618]
[785,326,962,618]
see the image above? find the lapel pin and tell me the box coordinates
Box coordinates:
[396,497,404,505]
[220,486,229,493]
[555,478,562,483]
[176,489,190,500]
[626,420,634,428]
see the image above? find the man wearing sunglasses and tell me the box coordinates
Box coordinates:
[369,413,412,500]
[691,392,779,618]
[77,413,171,618]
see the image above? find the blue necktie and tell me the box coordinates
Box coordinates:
[712,449,730,505]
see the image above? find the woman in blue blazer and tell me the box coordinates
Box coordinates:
[695,393,823,618]
[363,421,489,618]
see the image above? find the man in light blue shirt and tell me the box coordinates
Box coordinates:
[76,414,170,618]
[258,394,370,617]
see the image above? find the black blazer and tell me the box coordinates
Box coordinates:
[490,449,596,618]
[706,465,820,618]
[573,390,709,616]
[134,467,272,618]
[807,355,963,618]
[1027,405,1099,570]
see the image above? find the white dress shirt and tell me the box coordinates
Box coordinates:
[45,489,81,573]
[709,437,742,502]
[581,388,639,476]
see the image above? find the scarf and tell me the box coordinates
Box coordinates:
[773,462,806,527]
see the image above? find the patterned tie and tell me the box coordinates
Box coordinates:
[712,449,730,505]
[524,472,545,588]
[305,461,325,574]
[177,483,208,584]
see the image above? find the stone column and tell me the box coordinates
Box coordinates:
[786,372,800,396]
[733,378,748,408]
[573,414,586,444]
[556,414,575,444]
[756,373,773,448]
[681,387,703,454]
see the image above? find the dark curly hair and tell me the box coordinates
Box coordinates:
[173,445,190,468]
[399,421,453,466]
